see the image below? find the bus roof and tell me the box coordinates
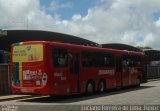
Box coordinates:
[13,41,144,56]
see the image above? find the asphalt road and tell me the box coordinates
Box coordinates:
[0,80,160,111]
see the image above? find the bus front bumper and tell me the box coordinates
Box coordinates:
[12,86,49,95]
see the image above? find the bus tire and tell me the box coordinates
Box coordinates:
[136,77,141,87]
[98,80,105,93]
[86,81,95,94]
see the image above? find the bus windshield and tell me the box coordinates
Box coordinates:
[12,44,43,62]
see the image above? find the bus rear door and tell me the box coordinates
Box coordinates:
[115,57,122,88]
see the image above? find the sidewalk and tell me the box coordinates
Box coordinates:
[0,94,36,102]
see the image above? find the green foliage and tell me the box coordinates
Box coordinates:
[136,46,152,50]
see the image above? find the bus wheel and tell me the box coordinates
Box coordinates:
[86,81,95,94]
[98,80,105,93]
[136,78,141,87]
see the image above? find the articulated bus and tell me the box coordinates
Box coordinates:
[11,41,145,95]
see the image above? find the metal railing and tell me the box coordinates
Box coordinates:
[147,65,160,80]
[0,64,11,94]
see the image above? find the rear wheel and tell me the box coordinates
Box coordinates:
[136,78,141,87]
[86,81,95,94]
[98,80,105,93]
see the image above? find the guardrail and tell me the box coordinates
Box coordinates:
[147,65,160,80]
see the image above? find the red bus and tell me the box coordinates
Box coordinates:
[11,41,145,95]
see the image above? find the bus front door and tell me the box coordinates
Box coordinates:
[68,52,80,93]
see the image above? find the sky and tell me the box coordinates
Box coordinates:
[0,0,160,49]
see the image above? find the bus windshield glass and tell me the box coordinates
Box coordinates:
[12,44,43,62]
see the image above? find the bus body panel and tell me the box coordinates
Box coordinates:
[11,41,145,95]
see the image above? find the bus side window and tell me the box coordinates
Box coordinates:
[53,48,68,67]
[82,51,114,67]
[82,51,93,67]
[116,57,122,72]
[104,54,114,67]
[136,56,142,66]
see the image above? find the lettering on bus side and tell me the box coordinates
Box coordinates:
[54,72,67,80]
[98,69,115,75]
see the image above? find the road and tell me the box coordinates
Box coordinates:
[0,80,160,111]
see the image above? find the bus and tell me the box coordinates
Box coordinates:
[11,41,145,95]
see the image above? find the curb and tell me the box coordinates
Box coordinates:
[0,95,36,102]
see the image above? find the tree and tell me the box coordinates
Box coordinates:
[136,46,152,50]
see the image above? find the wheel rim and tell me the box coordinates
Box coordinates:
[99,82,104,92]
[87,83,93,93]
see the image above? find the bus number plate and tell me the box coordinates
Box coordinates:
[21,89,34,93]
